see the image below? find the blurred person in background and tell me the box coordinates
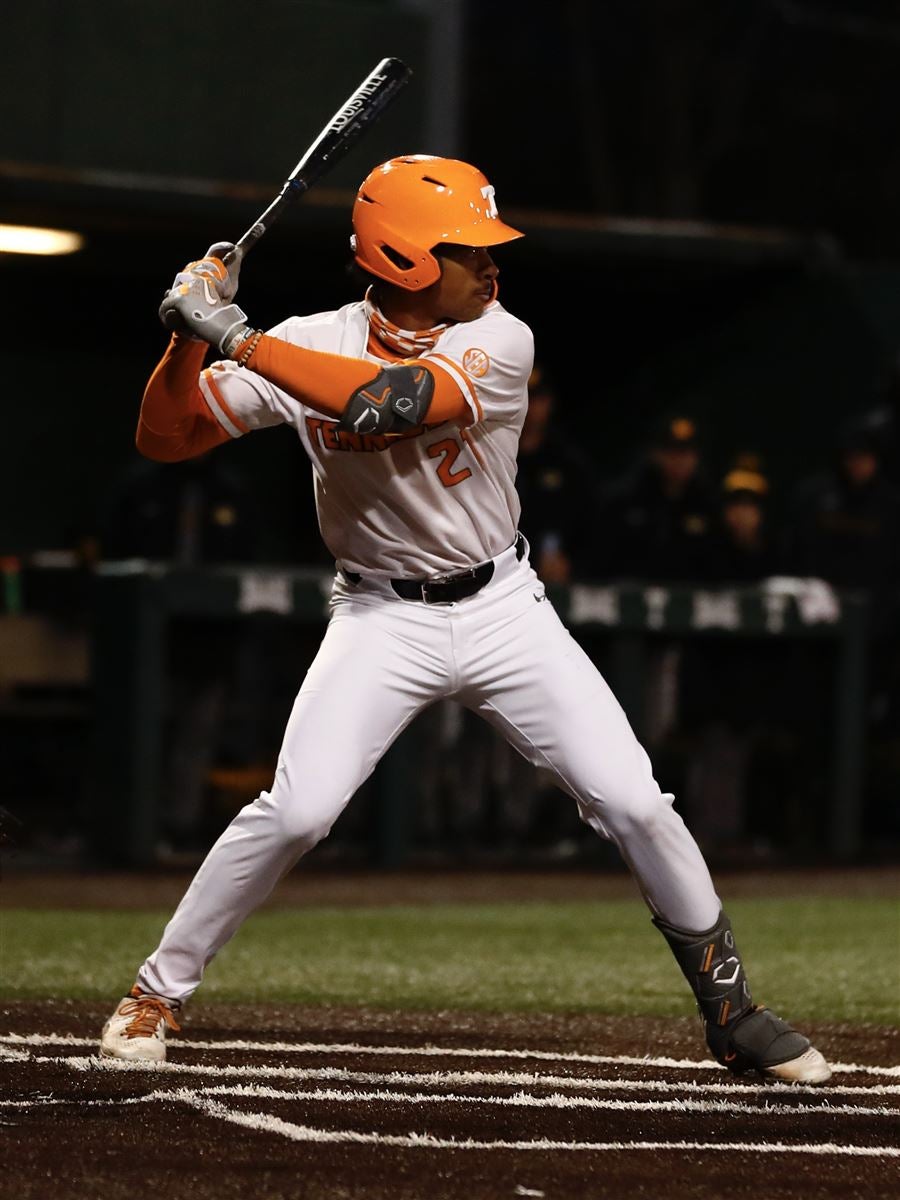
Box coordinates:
[782,413,900,706]
[782,416,900,607]
[597,414,717,584]
[781,415,900,847]
[100,450,261,567]
[99,451,272,852]
[497,361,604,855]
[515,362,602,584]
[514,362,603,853]
[698,456,782,583]
[678,458,787,858]
[870,352,900,488]
[594,415,719,777]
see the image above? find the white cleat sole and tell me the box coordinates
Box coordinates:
[99,1040,166,1062]
[99,1019,167,1062]
[762,1046,832,1085]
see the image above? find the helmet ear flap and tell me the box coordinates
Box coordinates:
[362,232,440,291]
[352,204,443,290]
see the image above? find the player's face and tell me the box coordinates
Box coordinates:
[429,244,499,323]
[723,498,763,539]
[653,445,699,487]
[841,449,878,486]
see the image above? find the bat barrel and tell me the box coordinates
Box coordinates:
[234,56,412,257]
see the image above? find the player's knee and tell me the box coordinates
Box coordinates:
[226,786,334,852]
[581,786,675,842]
[276,803,334,849]
[262,759,347,847]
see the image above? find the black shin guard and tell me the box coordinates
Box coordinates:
[652,910,753,1029]
[653,910,810,1073]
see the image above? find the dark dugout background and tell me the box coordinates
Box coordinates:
[2,0,900,559]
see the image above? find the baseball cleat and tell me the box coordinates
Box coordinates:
[705,1005,832,1085]
[99,985,181,1062]
[652,913,833,1086]
[760,1045,832,1085]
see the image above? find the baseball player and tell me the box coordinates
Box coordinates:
[99,155,830,1084]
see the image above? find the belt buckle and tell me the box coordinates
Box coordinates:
[428,560,488,603]
[421,566,474,604]
[421,572,452,603]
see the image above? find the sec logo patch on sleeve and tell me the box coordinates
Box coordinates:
[462,347,490,377]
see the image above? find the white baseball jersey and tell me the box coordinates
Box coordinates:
[198,299,535,576]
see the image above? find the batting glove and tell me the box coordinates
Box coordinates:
[159,256,253,357]
[203,242,243,302]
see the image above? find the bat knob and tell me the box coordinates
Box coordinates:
[160,302,187,332]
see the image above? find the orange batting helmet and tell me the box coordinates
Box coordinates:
[351,155,524,291]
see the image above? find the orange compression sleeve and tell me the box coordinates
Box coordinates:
[244,336,471,426]
[137,336,232,462]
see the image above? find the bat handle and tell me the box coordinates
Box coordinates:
[234,222,267,256]
[235,178,310,256]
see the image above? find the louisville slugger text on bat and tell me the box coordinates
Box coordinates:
[235,56,412,257]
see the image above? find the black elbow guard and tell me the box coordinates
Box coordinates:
[338,363,435,436]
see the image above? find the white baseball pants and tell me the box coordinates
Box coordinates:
[138,537,721,1002]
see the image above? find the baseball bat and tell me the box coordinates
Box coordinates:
[233,56,413,257]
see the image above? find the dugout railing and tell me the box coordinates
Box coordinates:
[89,562,869,868]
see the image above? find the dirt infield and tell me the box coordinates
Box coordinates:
[3,867,898,1196]
[2,1000,898,1200]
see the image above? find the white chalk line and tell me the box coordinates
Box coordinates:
[5,1085,895,1158]
[172,1093,900,1157]
[0,1045,29,1062]
[14,1053,900,1101]
[2,1032,897,1078]
[1,1079,895,1119]
[140,1081,900,1119]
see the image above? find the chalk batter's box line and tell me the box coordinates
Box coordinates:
[30,1084,900,1159]
[3,1042,899,1159]
[1,1074,898,1119]
[1,1032,898,1078]
[175,1090,900,1157]
[1,1080,898,1158]
[6,1044,900,1106]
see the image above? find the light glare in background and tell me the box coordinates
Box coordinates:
[0,224,85,255]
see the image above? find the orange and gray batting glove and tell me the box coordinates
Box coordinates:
[202,241,243,302]
[158,255,254,357]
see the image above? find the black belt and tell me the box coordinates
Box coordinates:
[392,562,493,603]
[345,533,526,605]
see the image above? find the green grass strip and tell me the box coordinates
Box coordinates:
[2,897,897,1025]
